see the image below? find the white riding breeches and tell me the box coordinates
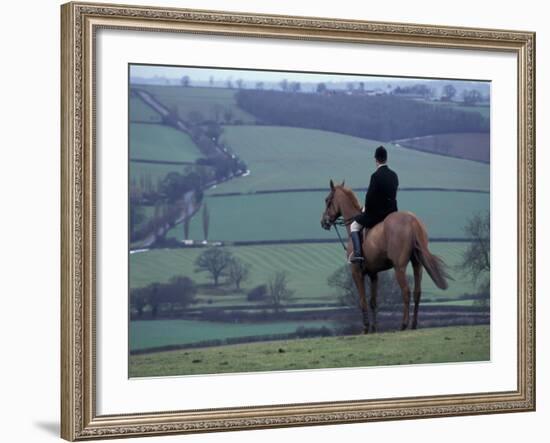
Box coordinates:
[350,221,363,232]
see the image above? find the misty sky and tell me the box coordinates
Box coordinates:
[130,64,445,85]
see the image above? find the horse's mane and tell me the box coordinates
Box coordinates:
[336,185,361,211]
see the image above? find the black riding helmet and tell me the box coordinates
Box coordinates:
[374,145,387,162]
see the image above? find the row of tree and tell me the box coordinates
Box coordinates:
[129,168,207,242]
[441,84,487,105]
[193,247,296,312]
[178,75,487,103]
[162,105,247,181]
[235,89,489,141]
[130,247,297,318]
[131,276,197,318]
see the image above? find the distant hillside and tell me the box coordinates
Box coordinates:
[214,126,490,193]
[394,133,490,163]
[235,89,489,141]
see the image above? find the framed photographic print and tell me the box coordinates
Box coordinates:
[61,1,536,440]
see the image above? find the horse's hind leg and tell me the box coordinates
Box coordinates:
[351,266,370,334]
[369,274,379,332]
[394,267,411,330]
[411,259,423,330]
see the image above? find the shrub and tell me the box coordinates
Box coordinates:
[247,284,267,302]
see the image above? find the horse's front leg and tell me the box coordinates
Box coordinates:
[351,265,369,334]
[369,274,379,333]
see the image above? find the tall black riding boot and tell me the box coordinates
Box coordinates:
[350,231,364,264]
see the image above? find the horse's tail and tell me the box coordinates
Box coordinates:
[412,218,451,290]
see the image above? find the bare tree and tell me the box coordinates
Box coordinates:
[328,267,411,331]
[183,217,190,241]
[327,265,360,311]
[227,258,250,290]
[152,202,164,242]
[266,272,294,312]
[187,110,204,126]
[459,211,490,291]
[223,108,234,124]
[130,287,149,318]
[202,202,210,241]
[316,82,327,94]
[442,84,457,101]
[161,276,197,312]
[462,89,482,105]
[194,247,233,286]
[211,104,223,123]
[131,277,197,318]
[328,266,407,311]
[290,82,301,93]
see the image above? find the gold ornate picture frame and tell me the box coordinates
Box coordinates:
[61,1,536,440]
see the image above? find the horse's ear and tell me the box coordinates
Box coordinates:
[330,179,335,190]
[341,179,345,187]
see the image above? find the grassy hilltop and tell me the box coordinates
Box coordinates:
[129,325,490,377]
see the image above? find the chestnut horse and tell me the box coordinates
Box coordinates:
[320,180,450,333]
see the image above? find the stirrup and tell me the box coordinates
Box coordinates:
[348,253,364,264]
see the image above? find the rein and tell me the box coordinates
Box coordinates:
[332,216,355,251]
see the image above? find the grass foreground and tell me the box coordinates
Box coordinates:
[129,324,489,377]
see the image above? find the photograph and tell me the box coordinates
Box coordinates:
[58,2,536,440]
[127,64,491,378]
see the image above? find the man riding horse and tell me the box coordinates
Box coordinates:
[321,147,448,332]
[350,145,399,264]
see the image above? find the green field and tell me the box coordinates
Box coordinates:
[139,85,256,123]
[130,123,201,162]
[129,122,205,184]
[130,96,162,123]
[167,190,488,242]
[213,126,489,194]
[129,324,490,377]
[130,319,335,351]
[129,242,477,303]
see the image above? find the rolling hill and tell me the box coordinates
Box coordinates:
[215,126,489,193]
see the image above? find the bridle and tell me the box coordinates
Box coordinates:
[324,192,356,251]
